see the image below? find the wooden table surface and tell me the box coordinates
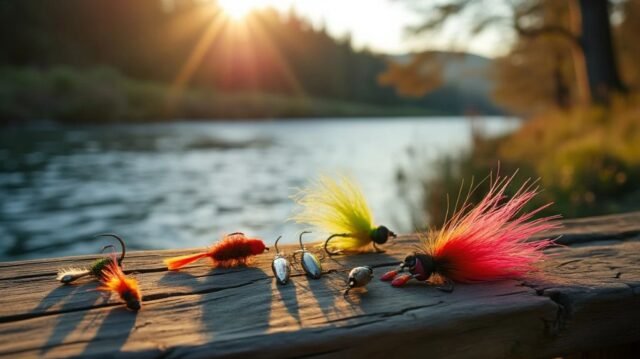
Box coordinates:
[1,212,639,358]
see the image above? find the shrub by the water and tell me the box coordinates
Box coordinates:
[0,66,434,124]
[417,98,640,226]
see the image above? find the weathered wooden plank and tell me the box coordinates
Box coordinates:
[540,210,640,245]
[0,214,638,359]
[2,210,639,279]
[0,240,408,322]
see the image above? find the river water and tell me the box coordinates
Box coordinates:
[0,117,519,261]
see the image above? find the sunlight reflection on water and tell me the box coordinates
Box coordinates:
[0,117,519,260]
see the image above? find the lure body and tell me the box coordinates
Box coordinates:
[344,266,374,295]
[57,257,113,284]
[57,233,126,284]
[300,251,322,279]
[272,256,291,285]
[98,256,142,311]
[292,231,323,279]
[382,174,560,290]
[57,268,92,284]
[271,236,291,285]
[291,175,396,254]
[165,232,268,270]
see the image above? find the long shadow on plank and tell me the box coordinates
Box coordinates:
[31,284,79,314]
[159,265,273,339]
[301,251,401,320]
[274,279,301,325]
[80,307,137,357]
[39,283,103,355]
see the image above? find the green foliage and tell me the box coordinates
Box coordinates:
[419,98,640,226]
[0,66,434,123]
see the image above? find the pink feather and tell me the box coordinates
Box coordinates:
[424,174,561,282]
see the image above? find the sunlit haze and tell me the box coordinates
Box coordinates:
[217,0,264,20]
[205,0,509,57]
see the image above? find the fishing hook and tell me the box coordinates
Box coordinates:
[323,233,351,256]
[274,235,283,254]
[292,231,311,265]
[298,230,311,249]
[292,231,323,279]
[95,233,126,265]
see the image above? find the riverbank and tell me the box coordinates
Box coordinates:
[0,66,453,125]
[419,97,640,226]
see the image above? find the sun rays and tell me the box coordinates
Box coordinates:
[168,1,307,110]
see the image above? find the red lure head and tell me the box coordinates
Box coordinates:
[400,253,434,281]
[248,239,268,255]
[223,232,268,255]
[381,253,435,285]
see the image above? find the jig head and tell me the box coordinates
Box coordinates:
[344,266,374,296]
[323,226,397,256]
[57,233,127,284]
[271,235,291,285]
[293,231,323,279]
[380,253,455,292]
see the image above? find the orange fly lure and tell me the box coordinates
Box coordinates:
[98,254,142,311]
[164,232,269,270]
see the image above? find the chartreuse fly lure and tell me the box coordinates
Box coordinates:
[381,174,561,292]
[291,175,396,255]
[56,233,126,284]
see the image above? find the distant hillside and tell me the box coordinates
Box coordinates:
[387,52,503,115]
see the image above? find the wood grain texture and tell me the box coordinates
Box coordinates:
[0,213,639,358]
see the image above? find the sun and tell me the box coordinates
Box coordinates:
[218,0,265,21]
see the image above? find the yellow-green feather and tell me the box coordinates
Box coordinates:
[291,175,375,250]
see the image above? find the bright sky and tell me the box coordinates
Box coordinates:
[213,0,512,58]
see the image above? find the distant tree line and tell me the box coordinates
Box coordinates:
[0,0,501,122]
[387,0,640,115]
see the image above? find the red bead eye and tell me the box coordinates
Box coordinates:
[391,274,412,287]
[380,270,398,281]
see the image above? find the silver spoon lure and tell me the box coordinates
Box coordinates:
[271,235,291,285]
[293,231,323,279]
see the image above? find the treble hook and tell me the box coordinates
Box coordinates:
[323,233,351,256]
[95,233,126,265]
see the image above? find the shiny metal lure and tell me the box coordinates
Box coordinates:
[344,266,374,296]
[293,231,323,279]
[271,235,291,285]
